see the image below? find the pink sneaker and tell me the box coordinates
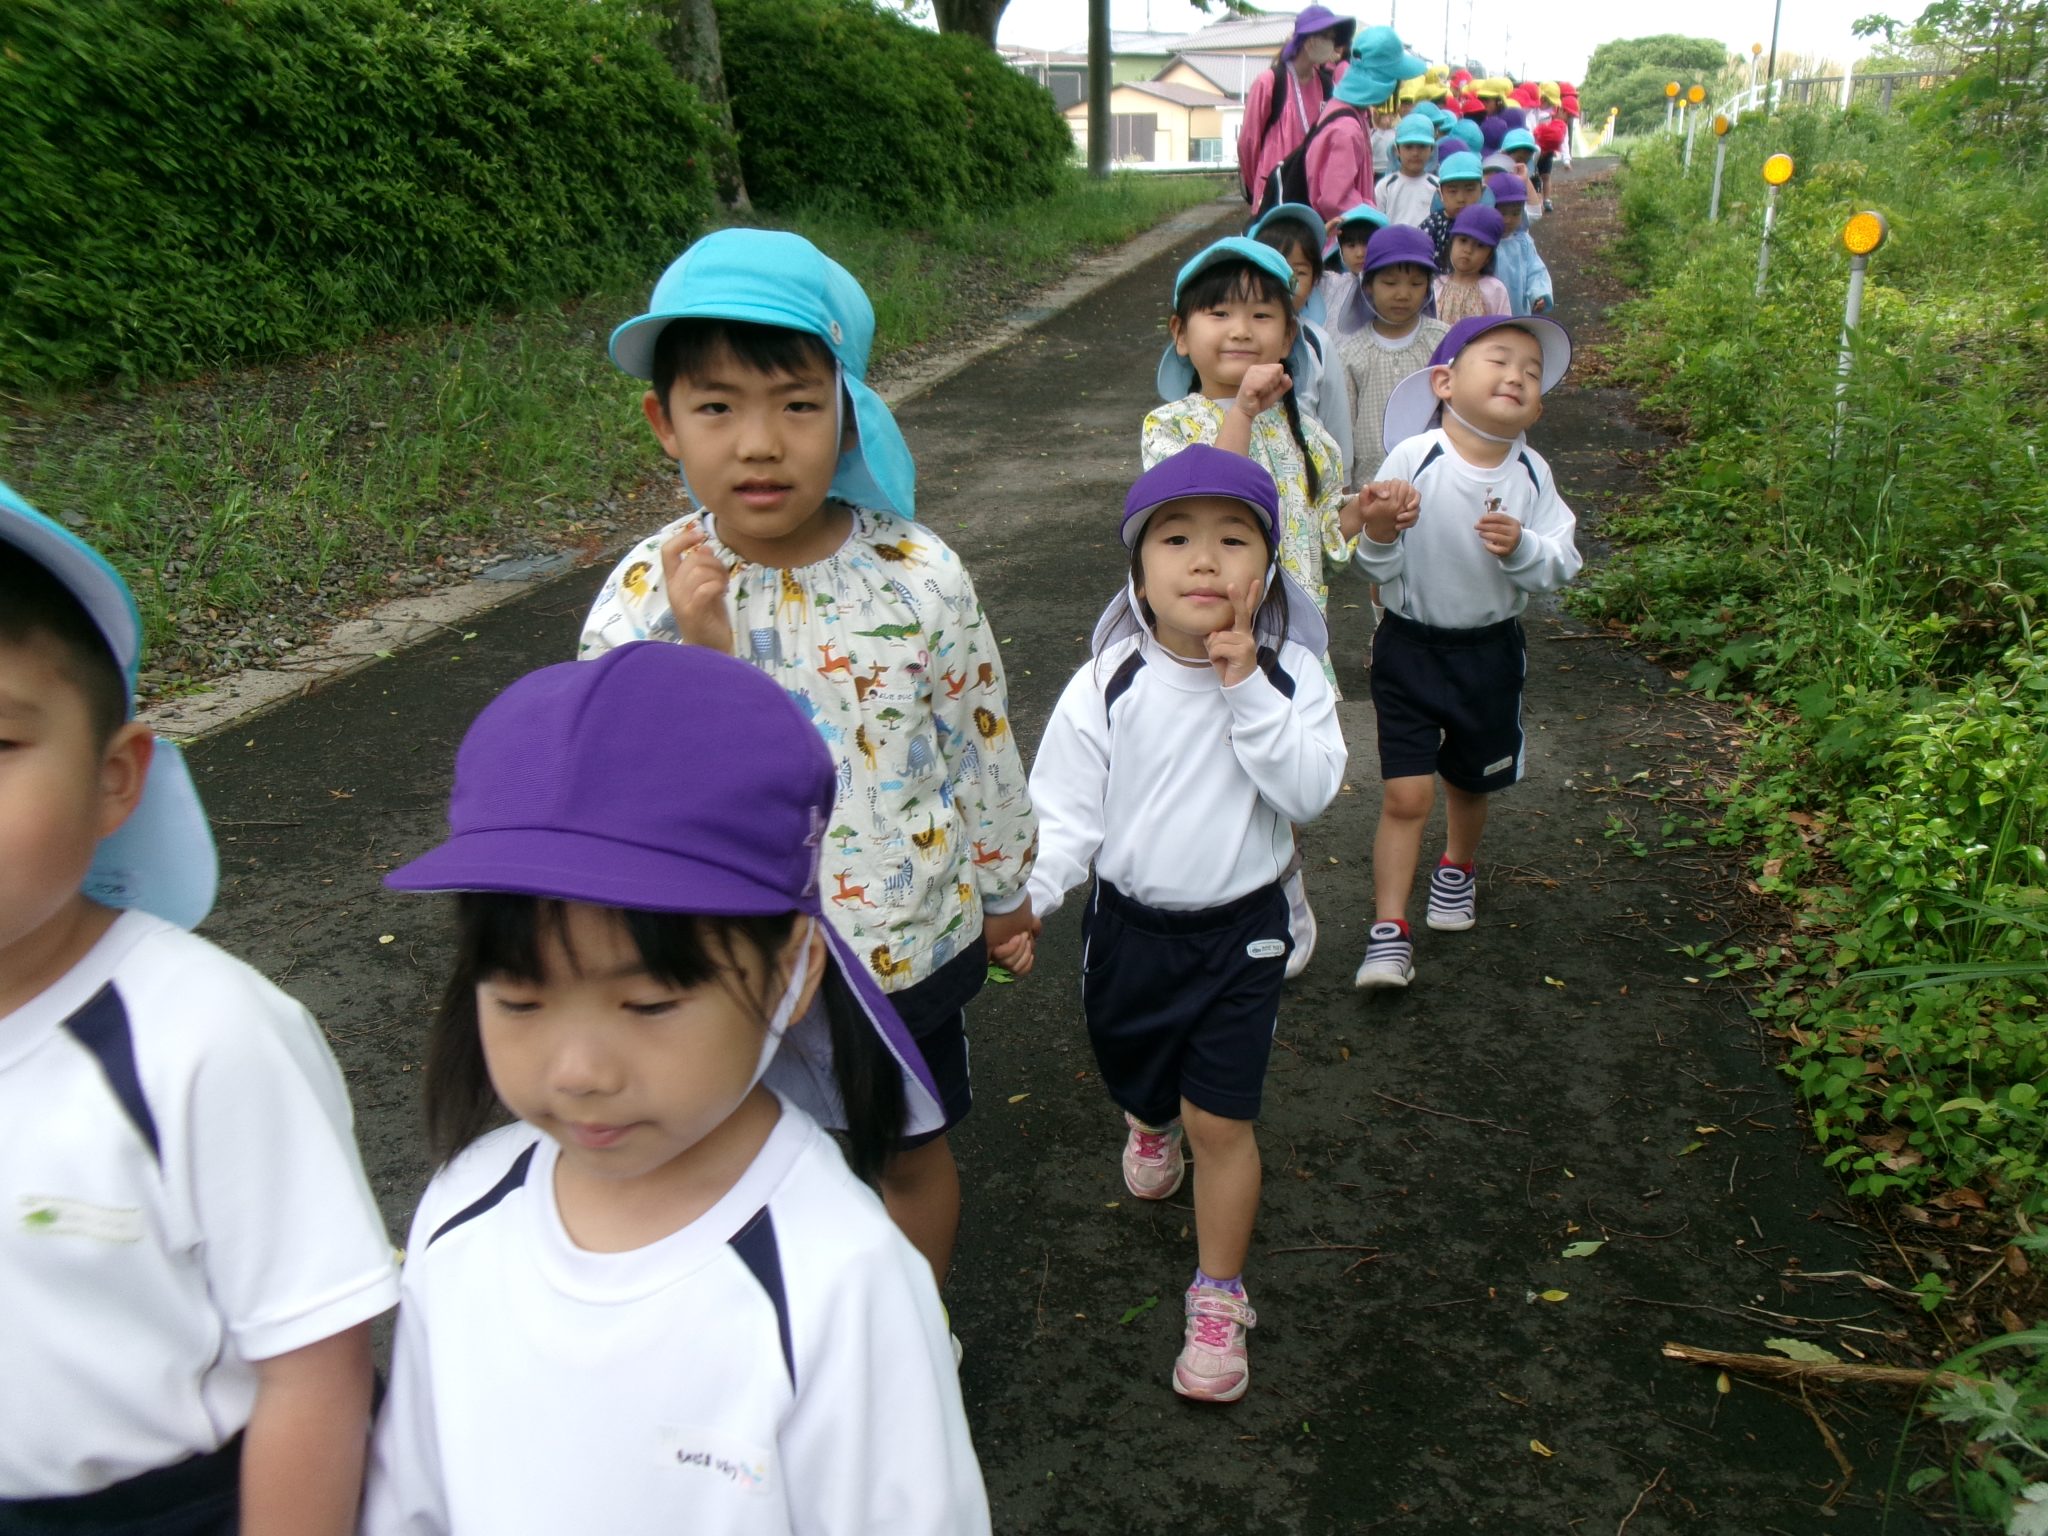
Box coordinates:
[1173,1283,1256,1403]
[1121,1113,1185,1199]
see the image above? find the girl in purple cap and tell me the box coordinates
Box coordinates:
[1433,206,1512,325]
[1025,445,1351,1406]
[362,643,990,1535]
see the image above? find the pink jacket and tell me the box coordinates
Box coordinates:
[1304,102,1375,222]
[1236,61,1342,202]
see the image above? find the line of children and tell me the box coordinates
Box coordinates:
[4,187,1590,1530]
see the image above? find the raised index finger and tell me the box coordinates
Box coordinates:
[1231,578,1261,636]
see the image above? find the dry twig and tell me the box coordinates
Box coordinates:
[1662,1341,1982,1392]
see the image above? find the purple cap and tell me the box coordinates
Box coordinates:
[386,643,947,1132]
[1486,171,1528,206]
[1449,205,1505,247]
[1361,224,1437,277]
[1284,4,1357,58]
[1381,314,1573,449]
[1480,115,1510,151]
[1499,106,1528,130]
[1121,443,1280,550]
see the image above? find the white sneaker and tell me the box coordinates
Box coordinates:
[1426,863,1477,931]
[1353,921,1415,989]
[1284,871,1315,978]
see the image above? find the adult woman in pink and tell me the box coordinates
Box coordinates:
[1236,7,1355,206]
[1303,25,1425,223]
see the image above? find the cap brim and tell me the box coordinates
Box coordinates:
[85,740,219,930]
[1383,316,1572,448]
[1156,332,1316,405]
[384,824,800,914]
[1090,571,1328,663]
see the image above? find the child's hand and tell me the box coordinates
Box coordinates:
[1476,511,1524,557]
[1531,296,1551,314]
[984,902,1040,977]
[1205,581,1261,688]
[660,524,736,653]
[1356,479,1421,543]
[1230,362,1293,421]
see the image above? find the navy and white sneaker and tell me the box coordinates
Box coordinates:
[1427,863,1477,931]
[1352,921,1415,989]
[1284,871,1316,979]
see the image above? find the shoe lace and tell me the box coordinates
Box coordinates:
[1133,1126,1174,1161]
[1186,1291,1254,1349]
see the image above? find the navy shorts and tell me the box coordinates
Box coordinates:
[0,1436,238,1536]
[1370,610,1527,794]
[888,934,986,1149]
[1081,880,1291,1127]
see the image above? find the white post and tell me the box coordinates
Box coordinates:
[1833,253,1869,447]
[1684,108,1699,170]
[1755,184,1780,296]
[1665,97,1674,133]
[1709,135,1729,220]
[1841,59,1856,109]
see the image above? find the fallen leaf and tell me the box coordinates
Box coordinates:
[378,934,396,945]
[1765,1337,1841,1364]
[1676,1141,1706,1157]
[1543,976,1566,989]
[1529,1439,1555,1458]
[1118,1295,1159,1325]
[1007,1093,1030,1104]
[1561,1241,1604,1259]
[1538,1289,1569,1303]
[1716,1371,1732,1394]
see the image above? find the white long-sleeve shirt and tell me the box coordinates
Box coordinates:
[1357,428,1582,630]
[1025,630,1346,919]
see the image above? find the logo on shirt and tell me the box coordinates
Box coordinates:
[18,1195,144,1243]
[1246,939,1288,960]
[655,1427,774,1496]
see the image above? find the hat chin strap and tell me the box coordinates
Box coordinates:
[1444,403,1519,444]
[749,915,818,1092]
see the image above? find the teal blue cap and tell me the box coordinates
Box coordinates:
[1395,112,1437,146]
[1502,128,1538,153]
[1438,151,1485,183]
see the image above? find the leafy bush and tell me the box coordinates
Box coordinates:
[717,0,1073,224]
[0,0,724,388]
[1584,110,2048,1218]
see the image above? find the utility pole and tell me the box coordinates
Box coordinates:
[1087,0,1110,178]
[1764,0,1784,114]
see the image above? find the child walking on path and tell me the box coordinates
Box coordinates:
[362,643,990,1533]
[1315,203,1389,333]
[1351,316,1583,990]
[578,231,1039,1292]
[1419,152,1487,269]
[1336,226,1451,487]
[1373,112,1442,226]
[0,484,397,1535]
[1248,202,1355,480]
[1485,173,1555,315]
[1433,207,1513,324]
[1024,447,1347,1404]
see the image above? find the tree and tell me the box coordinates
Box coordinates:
[933,0,1006,46]
[652,0,751,207]
[1856,0,2048,147]
[1581,34,1732,136]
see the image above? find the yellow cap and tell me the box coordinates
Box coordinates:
[1713,113,1731,135]
[1842,210,1889,255]
[1539,80,1561,106]
[1762,152,1795,185]
[1666,81,1681,97]
[1687,85,1707,104]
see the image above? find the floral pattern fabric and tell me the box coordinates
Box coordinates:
[580,506,1038,992]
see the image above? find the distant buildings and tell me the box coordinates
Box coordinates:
[1002,10,1309,170]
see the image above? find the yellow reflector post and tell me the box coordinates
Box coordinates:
[1752,41,1764,54]
[1762,153,1795,186]
[1843,210,1890,255]
[1713,113,1732,135]
[1687,85,1707,104]
[1666,81,1681,97]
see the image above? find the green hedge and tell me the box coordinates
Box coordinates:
[717,0,1072,223]
[0,0,724,388]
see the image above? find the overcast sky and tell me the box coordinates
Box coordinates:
[996,0,1883,80]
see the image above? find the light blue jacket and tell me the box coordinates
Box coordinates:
[1495,229,1553,314]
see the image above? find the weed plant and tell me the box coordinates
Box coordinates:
[1581,107,2048,1223]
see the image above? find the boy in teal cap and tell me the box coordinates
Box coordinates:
[0,482,397,1532]
[1422,151,1488,269]
[579,230,1041,1306]
[1376,112,1442,227]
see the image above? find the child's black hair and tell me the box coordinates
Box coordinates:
[1173,260,1322,504]
[649,317,838,408]
[0,541,127,747]
[423,895,905,1184]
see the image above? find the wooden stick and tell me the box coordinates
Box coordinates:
[1662,1341,1981,1392]
[1614,1468,1665,1535]
[1370,1090,1528,1136]
[1266,1243,1381,1256]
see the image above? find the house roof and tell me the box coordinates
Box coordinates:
[1166,51,1269,96]
[1157,11,1298,53]
[1061,78,1229,112]
[1001,46,1088,66]
[1058,28,1186,54]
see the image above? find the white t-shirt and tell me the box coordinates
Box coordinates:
[1025,630,1346,918]
[361,1100,989,1536]
[1374,170,1440,227]
[1358,427,1583,629]
[0,911,399,1497]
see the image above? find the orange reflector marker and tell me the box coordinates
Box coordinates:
[1666,81,1681,97]
[1762,153,1795,186]
[1687,85,1707,104]
[1842,210,1889,255]
[1713,113,1732,135]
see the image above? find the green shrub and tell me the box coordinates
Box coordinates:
[716,0,1073,223]
[0,0,724,388]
